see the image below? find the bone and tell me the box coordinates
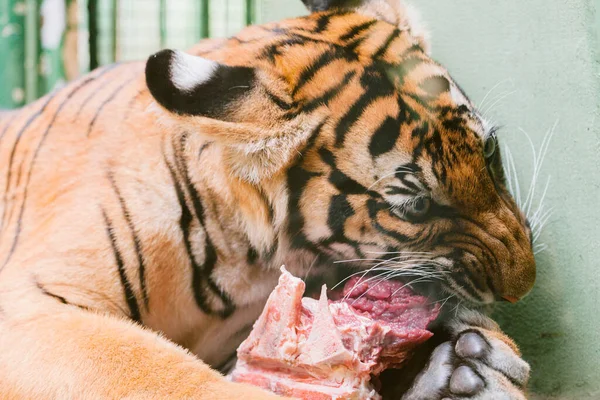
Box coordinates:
[455,331,487,359]
[449,365,485,395]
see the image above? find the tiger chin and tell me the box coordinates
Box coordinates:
[0,0,534,399]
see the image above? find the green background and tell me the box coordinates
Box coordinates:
[1,0,599,398]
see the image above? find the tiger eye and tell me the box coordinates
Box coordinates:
[484,136,497,159]
[407,196,432,219]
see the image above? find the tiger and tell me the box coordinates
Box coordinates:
[0,0,535,398]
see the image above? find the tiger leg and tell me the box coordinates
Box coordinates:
[0,303,283,399]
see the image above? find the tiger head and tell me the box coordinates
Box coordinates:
[145,0,535,305]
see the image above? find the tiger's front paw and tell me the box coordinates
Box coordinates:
[402,310,530,400]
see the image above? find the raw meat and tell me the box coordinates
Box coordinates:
[230,267,440,399]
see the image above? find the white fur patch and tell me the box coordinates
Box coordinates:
[170,51,219,92]
[355,0,431,54]
[450,84,469,107]
[402,1,431,53]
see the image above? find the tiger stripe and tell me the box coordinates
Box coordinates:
[101,207,142,323]
[107,171,150,309]
[87,74,138,137]
[0,70,114,271]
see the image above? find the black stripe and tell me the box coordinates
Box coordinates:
[0,95,56,237]
[334,66,394,147]
[373,28,400,59]
[384,186,414,196]
[299,70,356,114]
[34,281,90,312]
[198,142,212,160]
[318,147,375,196]
[339,20,377,41]
[314,13,333,32]
[164,149,211,313]
[265,88,294,110]
[123,88,147,120]
[0,73,101,272]
[458,216,507,265]
[257,187,274,225]
[163,140,234,318]
[173,135,235,318]
[73,64,120,119]
[293,46,355,96]
[286,122,326,252]
[87,76,136,136]
[366,198,412,243]
[327,194,355,237]
[0,113,16,142]
[107,171,149,309]
[247,246,259,265]
[261,37,308,63]
[101,208,142,322]
[395,166,423,192]
[36,280,69,305]
[369,116,401,157]
[450,267,485,302]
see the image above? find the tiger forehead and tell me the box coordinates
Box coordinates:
[196,11,488,147]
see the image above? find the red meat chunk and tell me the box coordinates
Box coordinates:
[230,268,440,399]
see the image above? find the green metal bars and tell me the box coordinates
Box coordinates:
[245,0,255,26]
[0,0,76,108]
[1,0,265,108]
[200,0,210,39]
[24,0,39,104]
[0,1,27,108]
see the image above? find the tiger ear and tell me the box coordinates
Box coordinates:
[301,0,430,54]
[301,0,346,12]
[146,49,323,183]
[145,49,256,120]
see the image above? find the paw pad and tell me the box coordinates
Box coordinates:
[449,365,485,395]
[456,331,487,359]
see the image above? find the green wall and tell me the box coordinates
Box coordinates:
[260,1,600,398]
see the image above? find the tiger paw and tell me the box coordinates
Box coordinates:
[401,310,530,400]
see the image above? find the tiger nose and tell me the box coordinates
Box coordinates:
[501,295,520,304]
[496,254,536,303]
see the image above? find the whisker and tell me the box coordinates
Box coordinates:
[367,168,414,190]
[517,127,539,214]
[528,176,551,224]
[481,90,517,117]
[428,293,454,307]
[503,144,516,200]
[505,146,522,207]
[303,255,319,281]
[364,250,433,256]
[452,299,464,318]
[335,262,447,293]
[388,275,441,298]
[534,244,548,255]
[532,210,554,243]
[479,78,512,110]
